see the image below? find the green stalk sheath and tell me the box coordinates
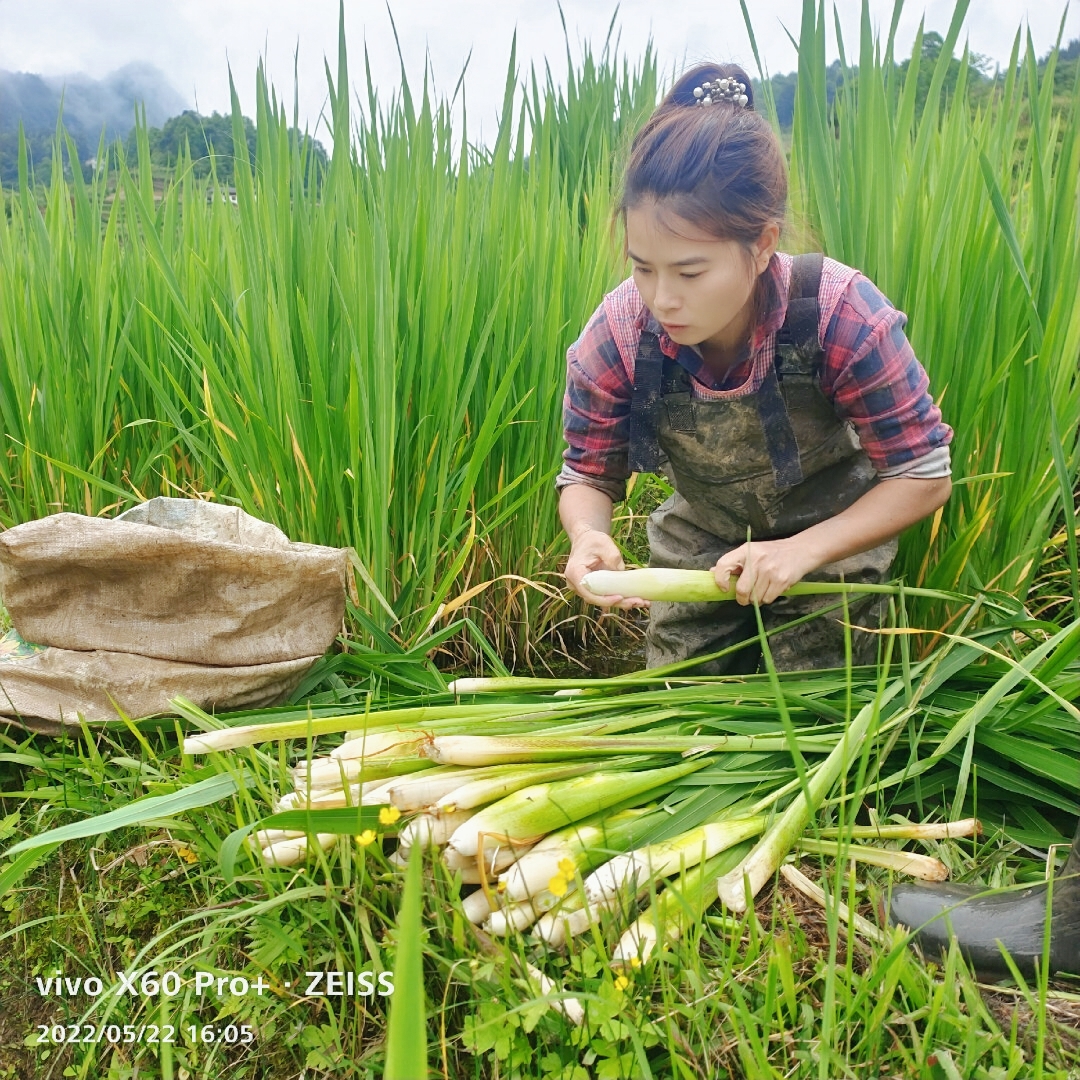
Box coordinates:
[612,840,756,965]
[499,807,668,901]
[582,568,961,604]
[584,815,768,904]
[446,759,709,857]
[715,689,911,912]
[181,702,583,754]
[432,757,649,813]
[424,733,837,765]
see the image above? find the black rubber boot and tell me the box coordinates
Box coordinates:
[886,820,1080,978]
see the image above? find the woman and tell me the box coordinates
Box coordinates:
[557,64,1080,979]
[558,63,952,674]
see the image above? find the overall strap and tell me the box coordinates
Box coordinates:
[628,330,664,474]
[775,252,825,376]
[755,253,825,488]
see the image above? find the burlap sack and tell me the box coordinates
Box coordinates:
[0,643,318,732]
[0,498,349,728]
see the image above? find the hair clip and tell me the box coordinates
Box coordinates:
[692,78,749,107]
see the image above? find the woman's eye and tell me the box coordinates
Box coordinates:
[681,272,702,280]
[633,266,652,275]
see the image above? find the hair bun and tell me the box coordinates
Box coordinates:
[668,63,755,111]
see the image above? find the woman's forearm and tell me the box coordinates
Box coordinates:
[798,475,952,571]
[559,483,615,544]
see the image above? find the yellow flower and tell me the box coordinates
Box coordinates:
[557,856,576,877]
[548,872,569,898]
[613,975,630,992]
[356,830,377,846]
[378,806,401,826]
[629,956,642,970]
[175,846,198,864]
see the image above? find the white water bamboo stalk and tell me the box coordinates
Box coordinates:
[252,828,305,847]
[442,844,530,872]
[384,768,482,811]
[397,809,474,849]
[610,841,767,966]
[522,963,585,1026]
[425,732,832,766]
[585,815,767,905]
[816,818,981,841]
[499,808,659,902]
[795,837,949,880]
[294,753,434,791]
[258,832,338,867]
[780,863,886,944]
[183,704,544,755]
[581,568,950,604]
[329,730,432,762]
[461,888,499,924]
[532,897,601,947]
[486,895,556,935]
[278,777,398,811]
[454,865,512,885]
[715,692,911,912]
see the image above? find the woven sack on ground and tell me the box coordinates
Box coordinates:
[0,498,349,729]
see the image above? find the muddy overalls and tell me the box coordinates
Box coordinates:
[629,254,897,675]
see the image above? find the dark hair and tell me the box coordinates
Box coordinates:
[619,63,788,324]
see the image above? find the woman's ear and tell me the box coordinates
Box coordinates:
[752,221,781,274]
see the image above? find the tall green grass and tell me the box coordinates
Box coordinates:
[0,0,1076,661]
[0,19,653,658]
[778,0,1080,612]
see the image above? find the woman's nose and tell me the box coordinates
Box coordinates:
[654,277,681,312]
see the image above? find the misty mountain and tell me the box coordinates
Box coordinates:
[0,62,188,183]
[0,62,187,139]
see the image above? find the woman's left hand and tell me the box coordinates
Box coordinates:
[711,538,819,606]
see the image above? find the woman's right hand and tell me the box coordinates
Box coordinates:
[564,529,650,609]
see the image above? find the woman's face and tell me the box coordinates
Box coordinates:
[625,200,777,358]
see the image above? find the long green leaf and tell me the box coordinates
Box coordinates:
[3,770,247,855]
[383,844,429,1079]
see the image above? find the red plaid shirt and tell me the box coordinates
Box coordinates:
[560,253,952,502]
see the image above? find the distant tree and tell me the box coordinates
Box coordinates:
[1047,38,1079,97]
[766,60,843,130]
[769,70,798,129]
[0,127,92,187]
[123,109,327,186]
[896,31,994,116]
[126,110,256,183]
[1054,38,1080,62]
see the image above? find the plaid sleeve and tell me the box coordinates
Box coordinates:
[820,275,953,473]
[558,302,634,503]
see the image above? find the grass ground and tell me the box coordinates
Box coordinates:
[2,591,1079,1079]
[0,804,1077,1078]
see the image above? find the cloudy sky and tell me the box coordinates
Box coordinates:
[0,1,1076,143]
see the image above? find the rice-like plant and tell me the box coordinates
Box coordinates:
[773,0,1080,621]
[1,1,1075,665]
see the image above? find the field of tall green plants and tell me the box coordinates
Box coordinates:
[0,2,1074,660]
[1,0,1079,1077]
